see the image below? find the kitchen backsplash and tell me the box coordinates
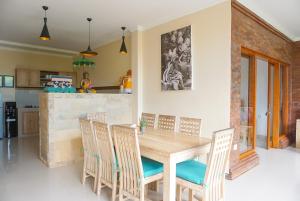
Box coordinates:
[15,89,41,108]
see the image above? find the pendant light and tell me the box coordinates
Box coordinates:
[119,27,127,54]
[40,6,50,40]
[80,18,98,57]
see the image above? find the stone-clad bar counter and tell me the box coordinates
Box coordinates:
[39,93,133,168]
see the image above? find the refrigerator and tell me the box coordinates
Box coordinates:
[0,93,3,139]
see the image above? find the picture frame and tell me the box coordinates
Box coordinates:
[3,75,14,88]
[161,25,192,91]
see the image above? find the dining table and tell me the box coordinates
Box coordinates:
[138,128,212,201]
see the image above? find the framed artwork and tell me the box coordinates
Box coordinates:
[3,75,14,88]
[161,25,192,91]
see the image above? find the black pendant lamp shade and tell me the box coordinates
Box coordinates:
[40,6,50,40]
[80,18,98,57]
[120,27,127,54]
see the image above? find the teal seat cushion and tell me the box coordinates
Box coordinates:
[176,160,207,185]
[142,157,163,178]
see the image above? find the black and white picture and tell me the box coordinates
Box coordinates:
[161,25,192,91]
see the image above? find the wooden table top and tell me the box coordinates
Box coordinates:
[138,128,211,155]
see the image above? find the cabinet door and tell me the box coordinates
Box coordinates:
[16,69,29,87]
[22,111,39,135]
[29,70,41,87]
[23,112,32,135]
[31,112,39,134]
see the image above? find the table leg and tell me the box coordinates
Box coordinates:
[163,157,176,201]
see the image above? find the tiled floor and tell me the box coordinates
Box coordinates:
[0,137,299,201]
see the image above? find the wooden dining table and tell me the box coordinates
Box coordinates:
[138,128,212,201]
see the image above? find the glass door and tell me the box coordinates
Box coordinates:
[240,55,256,157]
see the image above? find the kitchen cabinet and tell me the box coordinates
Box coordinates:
[16,69,40,88]
[16,68,30,87]
[29,70,41,87]
[16,68,76,88]
[22,111,39,136]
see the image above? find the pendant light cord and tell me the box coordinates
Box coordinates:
[88,18,91,47]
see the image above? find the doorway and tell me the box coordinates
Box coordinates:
[239,47,289,158]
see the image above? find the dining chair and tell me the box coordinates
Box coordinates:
[141,112,156,128]
[92,121,118,200]
[87,112,106,123]
[176,128,234,201]
[179,117,202,136]
[157,114,176,131]
[79,118,98,192]
[112,125,164,201]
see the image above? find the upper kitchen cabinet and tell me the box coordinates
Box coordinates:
[15,68,77,88]
[29,70,41,87]
[16,68,29,87]
[16,68,40,88]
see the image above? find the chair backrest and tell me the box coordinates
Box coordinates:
[92,121,116,185]
[179,117,202,136]
[87,112,106,123]
[203,128,234,201]
[141,112,156,128]
[157,114,176,131]
[112,125,144,199]
[79,118,97,172]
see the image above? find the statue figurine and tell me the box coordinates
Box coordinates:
[120,69,132,94]
[79,72,96,93]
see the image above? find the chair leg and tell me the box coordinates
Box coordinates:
[188,189,194,201]
[112,176,117,201]
[145,184,149,196]
[82,159,87,184]
[176,185,182,201]
[140,185,145,201]
[93,175,98,193]
[119,190,123,201]
[96,177,102,195]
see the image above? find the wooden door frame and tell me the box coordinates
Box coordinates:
[240,47,290,156]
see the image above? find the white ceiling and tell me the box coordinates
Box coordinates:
[0,0,225,51]
[237,0,300,41]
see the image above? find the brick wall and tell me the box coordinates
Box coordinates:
[291,42,300,140]
[229,2,294,177]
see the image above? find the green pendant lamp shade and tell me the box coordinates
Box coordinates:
[40,6,50,40]
[120,27,127,54]
[80,18,98,57]
[73,57,95,68]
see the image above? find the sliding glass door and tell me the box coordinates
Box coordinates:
[239,47,289,157]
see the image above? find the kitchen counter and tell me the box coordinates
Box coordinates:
[39,93,133,168]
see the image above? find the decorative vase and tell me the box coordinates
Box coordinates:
[140,126,145,134]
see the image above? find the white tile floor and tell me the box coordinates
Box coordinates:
[0,137,299,201]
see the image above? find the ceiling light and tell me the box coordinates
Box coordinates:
[40,6,50,41]
[80,18,98,57]
[120,27,127,54]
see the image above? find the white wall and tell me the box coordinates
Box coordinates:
[140,1,231,137]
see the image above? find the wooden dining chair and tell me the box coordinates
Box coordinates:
[157,114,176,131]
[176,128,234,201]
[179,117,202,136]
[79,118,98,192]
[141,112,156,128]
[87,112,106,123]
[92,121,118,200]
[112,125,164,201]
